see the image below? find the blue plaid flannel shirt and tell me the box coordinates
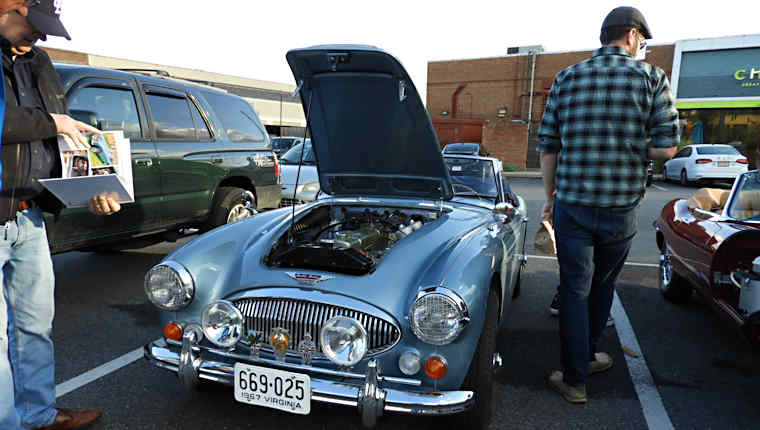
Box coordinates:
[538,46,680,207]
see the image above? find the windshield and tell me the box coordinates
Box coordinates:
[695,146,740,155]
[726,171,760,220]
[272,137,296,150]
[444,157,498,198]
[279,140,316,164]
[444,143,479,155]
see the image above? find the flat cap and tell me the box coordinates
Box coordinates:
[601,6,652,39]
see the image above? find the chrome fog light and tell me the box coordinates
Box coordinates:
[320,316,368,367]
[398,350,421,375]
[201,301,243,348]
[410,287,469,346]
[144,261,195,310]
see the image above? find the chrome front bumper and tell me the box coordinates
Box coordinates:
[144,333,474,428]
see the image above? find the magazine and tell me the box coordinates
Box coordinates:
[39,131,135,208]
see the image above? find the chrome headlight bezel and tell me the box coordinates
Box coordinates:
[201,300,244,348]
[144,261,195,311]
[319,316,368,367]
[409,287,470,346]
[296,181,320,194]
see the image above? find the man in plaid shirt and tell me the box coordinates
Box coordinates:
[538,6,679,403]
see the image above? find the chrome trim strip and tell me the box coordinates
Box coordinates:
[145,339,473,418]
[164,337,421,387]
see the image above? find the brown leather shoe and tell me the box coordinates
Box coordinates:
[33,408,102,430]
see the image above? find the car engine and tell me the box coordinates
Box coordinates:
[267,205,438,275]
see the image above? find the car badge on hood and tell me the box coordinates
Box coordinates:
[287,272,334,286]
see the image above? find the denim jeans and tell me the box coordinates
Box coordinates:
[553,199,638,387]
[0,208,57,429]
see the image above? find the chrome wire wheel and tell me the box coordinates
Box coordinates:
[226,203,251,224]
[659,247,673,293]
[658,244,692,303]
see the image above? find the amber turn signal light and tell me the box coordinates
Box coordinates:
[424,356,447,380]
[164,322,183,341]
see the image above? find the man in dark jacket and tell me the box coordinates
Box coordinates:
[0,2,118,429]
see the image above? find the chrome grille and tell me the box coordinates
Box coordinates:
[233,297,400,355]
[279,198,304,207]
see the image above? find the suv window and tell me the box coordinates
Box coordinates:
[68,86,142,140]
[146,93,196,140]
[203,91,266,142]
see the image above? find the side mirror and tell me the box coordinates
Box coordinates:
[494,202,515,223]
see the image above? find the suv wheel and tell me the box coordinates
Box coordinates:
[203,187,256,232]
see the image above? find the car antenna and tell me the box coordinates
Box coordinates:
[288,82,312,245]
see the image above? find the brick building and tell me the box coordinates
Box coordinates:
[427,44,675,168]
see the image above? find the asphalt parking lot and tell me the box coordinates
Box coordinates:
[49,177,760,429]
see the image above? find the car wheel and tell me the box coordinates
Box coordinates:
[659,245,692,304]
[680,169,689,187]
[203,186,256,232]
[449,288,498,430]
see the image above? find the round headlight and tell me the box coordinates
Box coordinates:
[201,301,244,348]
[144,261,195,310]
[319,316,368,367]
[410,289,469,346]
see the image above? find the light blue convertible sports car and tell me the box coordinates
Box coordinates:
[144,45,527,429]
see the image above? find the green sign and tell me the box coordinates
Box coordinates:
[678,47,760,99]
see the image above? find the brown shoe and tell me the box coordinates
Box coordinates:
[548,371,587,404]
[589,352,614,375]
[33,408,102,430]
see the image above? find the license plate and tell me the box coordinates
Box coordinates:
[234,363,311,415]
[718,161,730,167]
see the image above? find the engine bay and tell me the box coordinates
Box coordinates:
[267,205,439,275]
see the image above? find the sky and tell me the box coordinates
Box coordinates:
[39,1,760,101]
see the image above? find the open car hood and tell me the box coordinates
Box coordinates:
[286,45,453,201]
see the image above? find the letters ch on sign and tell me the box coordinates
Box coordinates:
[734,68,760,81]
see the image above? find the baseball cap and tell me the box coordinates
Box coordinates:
[601,6,652,39]
[27,0,71,40]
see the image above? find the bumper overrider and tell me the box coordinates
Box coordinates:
[144,330,475,427]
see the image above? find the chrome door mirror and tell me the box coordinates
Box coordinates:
[494,202,515,223]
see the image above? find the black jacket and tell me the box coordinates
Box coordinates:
[1,46,65,223]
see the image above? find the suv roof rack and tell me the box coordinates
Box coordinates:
[117,68,171,77]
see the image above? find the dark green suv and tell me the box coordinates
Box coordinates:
[46,64,281,253]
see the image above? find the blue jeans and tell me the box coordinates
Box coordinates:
[0,208,57,429]
[553,199,638,387]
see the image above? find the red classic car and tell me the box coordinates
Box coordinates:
[655,170,760,346]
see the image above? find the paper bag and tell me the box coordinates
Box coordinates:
[534,219,557,255]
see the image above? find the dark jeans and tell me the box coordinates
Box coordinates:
[553,198,638,387]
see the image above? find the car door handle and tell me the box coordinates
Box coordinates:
[135,158,153,167]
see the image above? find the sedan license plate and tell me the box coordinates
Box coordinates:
[718,161,730,167]
[234,363,311,415]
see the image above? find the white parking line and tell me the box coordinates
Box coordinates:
[611,292,675,430]
[527,254,659,268]
[56,346,146,398]
[651,184,668,192]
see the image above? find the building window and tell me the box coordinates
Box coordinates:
[679,108,760,160]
